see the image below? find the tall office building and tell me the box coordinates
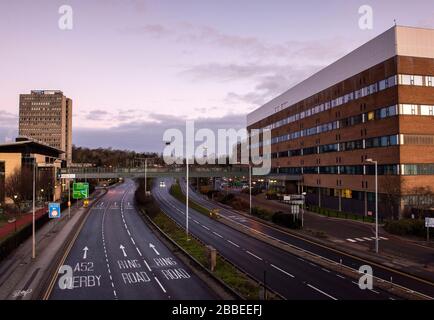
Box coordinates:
[247,26,434,219]
[19,90,72,165]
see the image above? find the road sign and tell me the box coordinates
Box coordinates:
[61,174,76,179]
[426,217,434,228]
[73,182,89,199]
[48,203,61,219]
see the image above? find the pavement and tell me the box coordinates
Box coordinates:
[153,177,403,300]
[49,180,218,300]
[0,190,104,300]
[179,180,434,299]
[0,207,47,240]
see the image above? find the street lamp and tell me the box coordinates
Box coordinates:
[301,192,307,228]
[249,164,252,215]
[366,158,379,254]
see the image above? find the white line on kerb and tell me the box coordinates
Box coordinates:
[246,251,263,261]
[227,240,240,248]
[307,284,338,300]
[271,264,295,278]
[154,277,167,293]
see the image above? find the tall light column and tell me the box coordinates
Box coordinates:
[186,155,189,240]
[32,158,36,259]
[249,165,252,215]
[366,158,379,254]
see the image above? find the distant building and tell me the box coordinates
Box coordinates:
[0,138,64,204]
[19,90,72,165]
[247,26,434,219]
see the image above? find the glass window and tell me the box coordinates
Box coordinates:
[413,75,423,86]
[421,105,434,116]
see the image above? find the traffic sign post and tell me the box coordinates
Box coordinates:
[73,182,89,200]
[426,218,434,242]
[48,202,61,219]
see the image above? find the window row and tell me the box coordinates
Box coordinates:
[265,75,398,131]
[271,135,399,159]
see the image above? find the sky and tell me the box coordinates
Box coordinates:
[0,0,433,152]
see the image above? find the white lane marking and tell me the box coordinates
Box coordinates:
[154,277,167,293]
[370,289,380,294]
[346,238,357,243]
[227,240,240,248]
[130,238,135,245]
[336,274,346,279]
[143,260,152,272]
[380,237,389,240]
[363,237,373,241]
[307,284,338,300]
[212,231,223,238]
[136,247,143,257]
[246,251,263,261]
[354,238,365,242]
[113,290,117,297]
[202,225,210,231]
[321,268,331,273]
[271,264,295,278]
[193,220,199,224]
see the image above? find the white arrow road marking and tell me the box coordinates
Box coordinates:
[120,245,127,257]
[83,247,89,259]
[149,243,160,256]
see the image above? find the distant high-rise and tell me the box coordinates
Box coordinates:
[19,90,72,165]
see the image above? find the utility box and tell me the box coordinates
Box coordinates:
[206,245,217,272]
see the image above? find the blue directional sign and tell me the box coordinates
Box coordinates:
[48,202,61,219]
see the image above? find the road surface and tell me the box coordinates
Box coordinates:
[154,178,401,300]
[49,180,217,300]
[182,180,434,299]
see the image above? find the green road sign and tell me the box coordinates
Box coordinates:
[73,182,89,199]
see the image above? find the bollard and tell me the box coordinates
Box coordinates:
[206,245,217,272]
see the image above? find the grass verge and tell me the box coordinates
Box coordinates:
[148,210,264,299]
[170,182,215,218]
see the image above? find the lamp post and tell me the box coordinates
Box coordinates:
[249,164,252,215]
[32,159,36,259]
[186,153,190,240]
[301,192,307,228]
[366,158,379,254]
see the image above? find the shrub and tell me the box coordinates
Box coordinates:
[272,211,302,229]
[251,207,273,221]
[384,219,430,238]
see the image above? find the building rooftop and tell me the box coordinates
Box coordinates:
[0,137,64,158]
[247,25,434,126]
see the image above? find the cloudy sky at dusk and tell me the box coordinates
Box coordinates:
[0,0,433,152]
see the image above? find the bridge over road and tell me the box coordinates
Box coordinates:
[59,166,302,181]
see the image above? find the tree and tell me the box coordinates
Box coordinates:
[381,175,402,220]
[409,186,434,219]
[4,168,32,213]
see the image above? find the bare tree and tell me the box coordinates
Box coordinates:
[380,175,402,220]
[5,169,28,213]
[409,186,434,219]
